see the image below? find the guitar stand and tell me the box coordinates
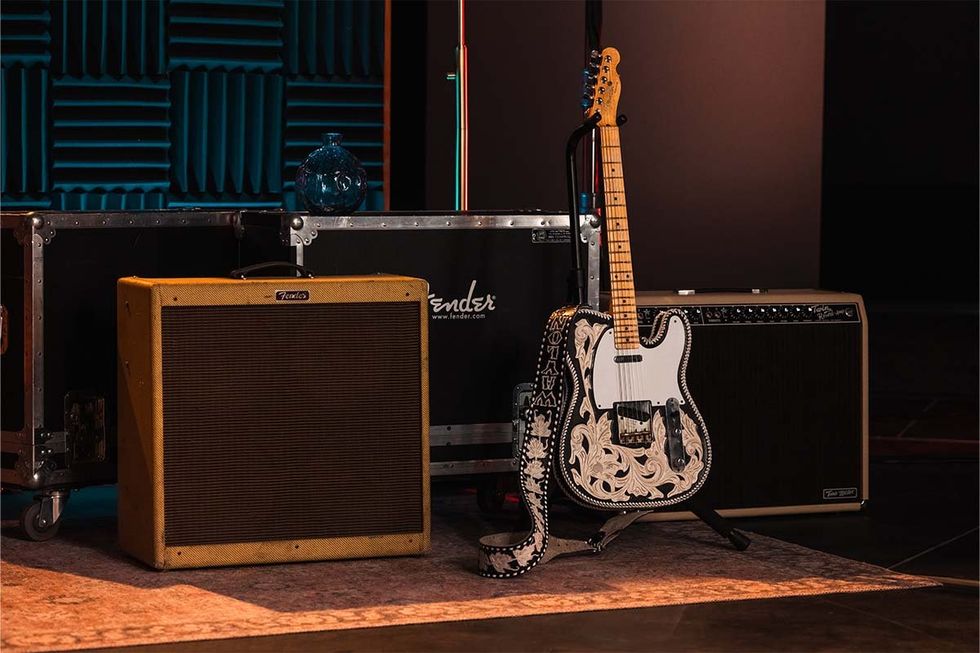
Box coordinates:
[689,502,752,551]
[565,112,602,305]
[564,115,751,554]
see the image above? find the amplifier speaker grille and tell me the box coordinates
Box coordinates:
[683,323,862,508]
[160,302,423,547]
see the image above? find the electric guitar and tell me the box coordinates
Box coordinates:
[550,47,712,511]
[479,47,712,577]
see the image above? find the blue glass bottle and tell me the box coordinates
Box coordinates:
[295,132,368,215]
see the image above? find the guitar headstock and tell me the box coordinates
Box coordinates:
[581,47,621,126]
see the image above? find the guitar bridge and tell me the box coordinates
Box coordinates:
[665,398,689,471]
[614,400,654,446]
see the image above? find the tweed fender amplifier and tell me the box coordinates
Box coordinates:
[117,269,430,569]
[608,290,868,519]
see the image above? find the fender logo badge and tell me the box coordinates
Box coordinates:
[275,290,310,301]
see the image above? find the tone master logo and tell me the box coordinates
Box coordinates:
[275,290,310,301]
[822,487,858,500]
[429,280,496,320]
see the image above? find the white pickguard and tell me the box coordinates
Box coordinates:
[593,315,687,409]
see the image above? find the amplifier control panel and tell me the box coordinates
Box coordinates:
[637,303,861,326]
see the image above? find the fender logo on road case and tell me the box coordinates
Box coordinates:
[428,280,496,320]
[275,290,310,301]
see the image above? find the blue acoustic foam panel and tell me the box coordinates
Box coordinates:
[168,0,284,73]
[170,70,283,196]
[1,0,387,211]
[0,0,51,68]
[283,77,384,211]
[1,66,50,197]
[51,0,167,77]
[51,76,171,192]
[54,191,167,210]
[283,0,385,78]
[166,193,284,209]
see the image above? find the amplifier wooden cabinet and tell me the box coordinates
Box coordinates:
[117,272,430,569]
[609,290,868,520]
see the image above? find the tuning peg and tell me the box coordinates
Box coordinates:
[589,50,601,63]
[580,97,592,110]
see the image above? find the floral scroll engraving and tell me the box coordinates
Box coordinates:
[565,319,705,503]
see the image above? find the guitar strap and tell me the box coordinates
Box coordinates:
[478,307,651,578]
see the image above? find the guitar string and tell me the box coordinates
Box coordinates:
[605,126,630,406]
[600,125,625,404]
[602,124,642,409]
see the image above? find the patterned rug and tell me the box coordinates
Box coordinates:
[0,497,935,653]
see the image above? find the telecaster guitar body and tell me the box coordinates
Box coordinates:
[546,306,711,511]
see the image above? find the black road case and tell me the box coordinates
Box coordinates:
[240,211,601,479]
[1,210,599,537]
[1,211,243,539]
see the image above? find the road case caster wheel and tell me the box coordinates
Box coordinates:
[19,490,69,541]
[19,501,60,541]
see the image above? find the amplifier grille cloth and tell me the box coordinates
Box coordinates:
[161,302,423,547]
[680,322,862,508]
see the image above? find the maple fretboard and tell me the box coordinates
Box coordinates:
[599,124,639,350]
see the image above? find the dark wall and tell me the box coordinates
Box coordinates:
[424,0,826,291]
[424,1,584,211]
[821,1,979,304]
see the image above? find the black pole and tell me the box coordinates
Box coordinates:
[583,0,603,224]
[585,0,602,55]
[566,113,602,306]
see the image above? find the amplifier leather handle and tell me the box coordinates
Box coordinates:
[230,262,315,279]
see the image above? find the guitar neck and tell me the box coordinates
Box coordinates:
[600,124,639,350]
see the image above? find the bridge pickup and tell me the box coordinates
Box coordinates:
[615,400,654,446]
[664,397,689,472]
[614,354,643,364]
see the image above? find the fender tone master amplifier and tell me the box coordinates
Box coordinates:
[626,290,868,520]
[117,272,430,569]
